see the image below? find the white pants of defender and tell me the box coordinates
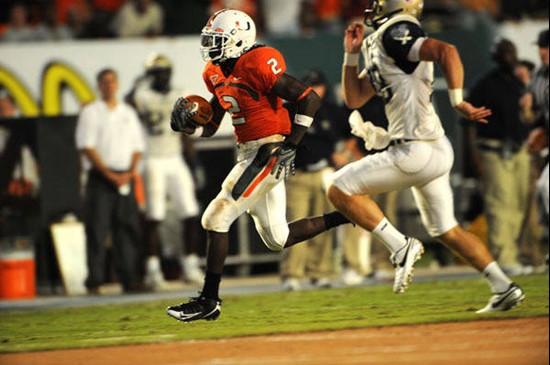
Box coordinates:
[538,163,549,215]
[143,155,200,221]
[331,136,458,237]
[201,135,289,251]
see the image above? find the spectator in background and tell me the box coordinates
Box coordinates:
[127,54,204,290]
[35,3,73,41]
[0,90,18,118]
[525,30,549,217]
[64,1,92,38]
[76,69,145,294]
[515,60,536,87]
[211,0,261,33]
[1,3,38,42]
[458,0,500,18]
[312,0,343,34]
[261,0,303,36]
[210,0,256,15]
[280,70,346,291]
[111,0,163,38]
[463,39,531,275]
[515,56,544,271]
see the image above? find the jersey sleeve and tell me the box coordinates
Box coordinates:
[133,84,150,113]
[202,62,217,94]
[245,47,287,93]
[382,21,425,73]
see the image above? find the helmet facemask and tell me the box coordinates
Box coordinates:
[200,31,233,64]
[364,0,382,28]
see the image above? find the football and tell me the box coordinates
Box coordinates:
[183,94,213,126]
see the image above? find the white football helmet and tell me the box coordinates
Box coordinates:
[200,9,257,64]
[144,53,172,71]
[364,0,424,28]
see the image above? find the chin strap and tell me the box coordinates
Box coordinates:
[372,9,405,29]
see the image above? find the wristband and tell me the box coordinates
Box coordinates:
[449,88,464,107]
[343,52,360,67]
[295,114,314,128]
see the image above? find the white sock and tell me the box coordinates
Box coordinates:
[483,262,512,293]
[146,256,161,274]
[372,218,408,255]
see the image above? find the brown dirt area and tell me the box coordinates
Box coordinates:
[1,317,548,365]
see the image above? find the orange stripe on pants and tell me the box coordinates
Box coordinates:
[243,158,277,198]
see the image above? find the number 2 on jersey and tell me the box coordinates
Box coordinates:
[267,58,282,75]
[222,95,246,125]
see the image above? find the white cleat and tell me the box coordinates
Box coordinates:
[341,268,365,286]
[390,237,424,294]
[182,254,204,285]
[476,283,525,314]
[282,278,302,291]
[144,271,169,291]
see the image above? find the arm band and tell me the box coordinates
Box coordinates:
[449,88,464,107]
[343,52,360,67]
[295,114,314,128]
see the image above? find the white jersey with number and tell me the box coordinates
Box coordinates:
[362,14,444,140]
[134,82,184,157]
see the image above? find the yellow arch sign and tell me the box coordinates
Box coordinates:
[41,62,95,116]
[0,66,40,117]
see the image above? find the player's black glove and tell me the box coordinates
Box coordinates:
[270,141,297,180]
[170,97,198,132]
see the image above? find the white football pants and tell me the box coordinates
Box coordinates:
[331,136,458,237]
[201,135,289,251]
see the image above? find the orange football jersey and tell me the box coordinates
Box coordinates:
[203,46,291,143]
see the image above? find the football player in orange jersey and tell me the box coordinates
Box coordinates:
[166,9,352,322]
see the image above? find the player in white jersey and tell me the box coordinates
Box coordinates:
[129,54,203,289]
[327,0,525,313]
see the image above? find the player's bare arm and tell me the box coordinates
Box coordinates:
[269,73,322,179]
[342,22,376,109]
[419,39,492,124]
[272,73,321,145]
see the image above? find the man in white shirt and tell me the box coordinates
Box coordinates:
[75,69,146,294]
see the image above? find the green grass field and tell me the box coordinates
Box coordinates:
[0,275,548,354]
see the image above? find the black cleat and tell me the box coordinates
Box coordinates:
[166,296,221,322]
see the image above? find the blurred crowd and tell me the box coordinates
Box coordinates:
[1,0,548,42]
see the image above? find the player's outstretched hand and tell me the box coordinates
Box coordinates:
[170,97,198,133]
[344,22,365,54]
[455,101,492,124]
[270,142,297,180]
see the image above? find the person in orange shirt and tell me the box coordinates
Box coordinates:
[166,9,352,322]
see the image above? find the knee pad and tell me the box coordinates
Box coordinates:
[201,197,238,233]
